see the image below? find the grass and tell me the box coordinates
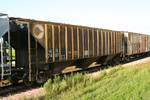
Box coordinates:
[38,62,150,100]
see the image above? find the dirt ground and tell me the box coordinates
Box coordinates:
[1,87,45,100]
[1,57,150,100]
[90,57,150,77]
[122,57,150,67]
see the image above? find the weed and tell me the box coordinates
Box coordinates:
[53,75,61,84]
[23,95,27,100]
[44,78,52,94]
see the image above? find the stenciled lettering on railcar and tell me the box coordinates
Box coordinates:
[84,50,88,56]
[55,48,59,59]
[48,49,53,58]
[33,24,44,39]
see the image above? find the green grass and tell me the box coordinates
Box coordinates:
[40,63,150,100]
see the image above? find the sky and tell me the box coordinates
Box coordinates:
[1,0,150,34]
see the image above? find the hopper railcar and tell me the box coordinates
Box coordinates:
[124,32,150,59]
[0,14,150,86]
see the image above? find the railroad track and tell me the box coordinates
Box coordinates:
[0,56,147,97]
[0,64,103,97]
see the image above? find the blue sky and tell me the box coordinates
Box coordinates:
[1,0,150,34]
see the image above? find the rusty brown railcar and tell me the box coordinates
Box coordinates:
[9,18,124,85]
[1,14,150,87]
[125,32,150,58]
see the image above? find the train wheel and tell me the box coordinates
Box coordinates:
[36,75,47,84]
[125,56,130,61]
[9,75,19,85]
[23,74,34,87]
[112,57,120,66]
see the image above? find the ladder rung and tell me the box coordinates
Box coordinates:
[0,73,11,76]
[30,48,37,50]
[3,56,10,58]
[0,66,11,67]
[1,47,9,48]
[0,64,11,67]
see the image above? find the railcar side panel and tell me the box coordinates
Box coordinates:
[84,28,88,58]
[148,36,150,51]
[94,30,97,56]
[126,33,149,56]
[73,27,78,59]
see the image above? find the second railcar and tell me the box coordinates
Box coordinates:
[124,32,150,58]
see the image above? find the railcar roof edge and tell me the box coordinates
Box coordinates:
[9,17,123,33]
[9,17,148,35]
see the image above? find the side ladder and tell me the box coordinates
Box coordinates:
[0,37,11,80]
[28,23,38,81]
[0,14,11,86]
